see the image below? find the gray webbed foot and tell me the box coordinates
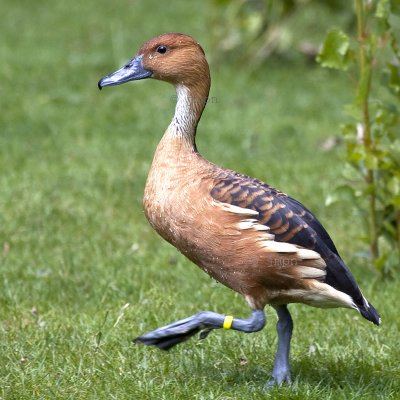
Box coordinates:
[134,309,266,350]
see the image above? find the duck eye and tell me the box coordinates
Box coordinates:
[156,45,167,54]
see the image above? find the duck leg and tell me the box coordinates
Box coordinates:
[134,309,266,351]
[267,305,293,387]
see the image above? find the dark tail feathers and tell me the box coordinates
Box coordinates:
[359,301,381,326]
[323,252,381,326]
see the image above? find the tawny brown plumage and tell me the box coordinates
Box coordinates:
[144,132,333,310]
[98,32,380,386]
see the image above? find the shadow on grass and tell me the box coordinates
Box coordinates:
[153,347,397,397]
[294,357,395,392]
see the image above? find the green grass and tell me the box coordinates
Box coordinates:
[1,0,399,399]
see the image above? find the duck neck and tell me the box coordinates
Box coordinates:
[168,81,210,149]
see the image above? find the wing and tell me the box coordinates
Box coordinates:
[211,171,337,257]
[210,170,366,309]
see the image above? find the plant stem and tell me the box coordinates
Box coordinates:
[355,0,379,261]
[397,210,400,255]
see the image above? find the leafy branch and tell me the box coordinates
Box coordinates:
[318,0,400,277]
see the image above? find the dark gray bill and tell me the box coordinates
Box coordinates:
[98,55,152,90]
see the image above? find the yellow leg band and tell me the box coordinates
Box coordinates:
[223,315,234,330]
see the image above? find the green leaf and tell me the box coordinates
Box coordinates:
[386,63,400,96]
[343,103,362,120]
[391,0,400,15]
[341,163,362,181]
[317,29,351,70]
[389,139,400,165]
[376,0,390,19]
[388,176,400,195]
[391,194,400,206]
[365,153,379,169]
[347,142,366,162]
[325,184,356,206]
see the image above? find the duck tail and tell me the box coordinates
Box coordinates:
[359,300,381,326]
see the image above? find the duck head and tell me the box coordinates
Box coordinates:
[98,33,210,90]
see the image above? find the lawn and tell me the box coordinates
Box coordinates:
[1,0,399,399]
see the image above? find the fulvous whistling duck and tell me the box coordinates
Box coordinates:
[98,33,380,386]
